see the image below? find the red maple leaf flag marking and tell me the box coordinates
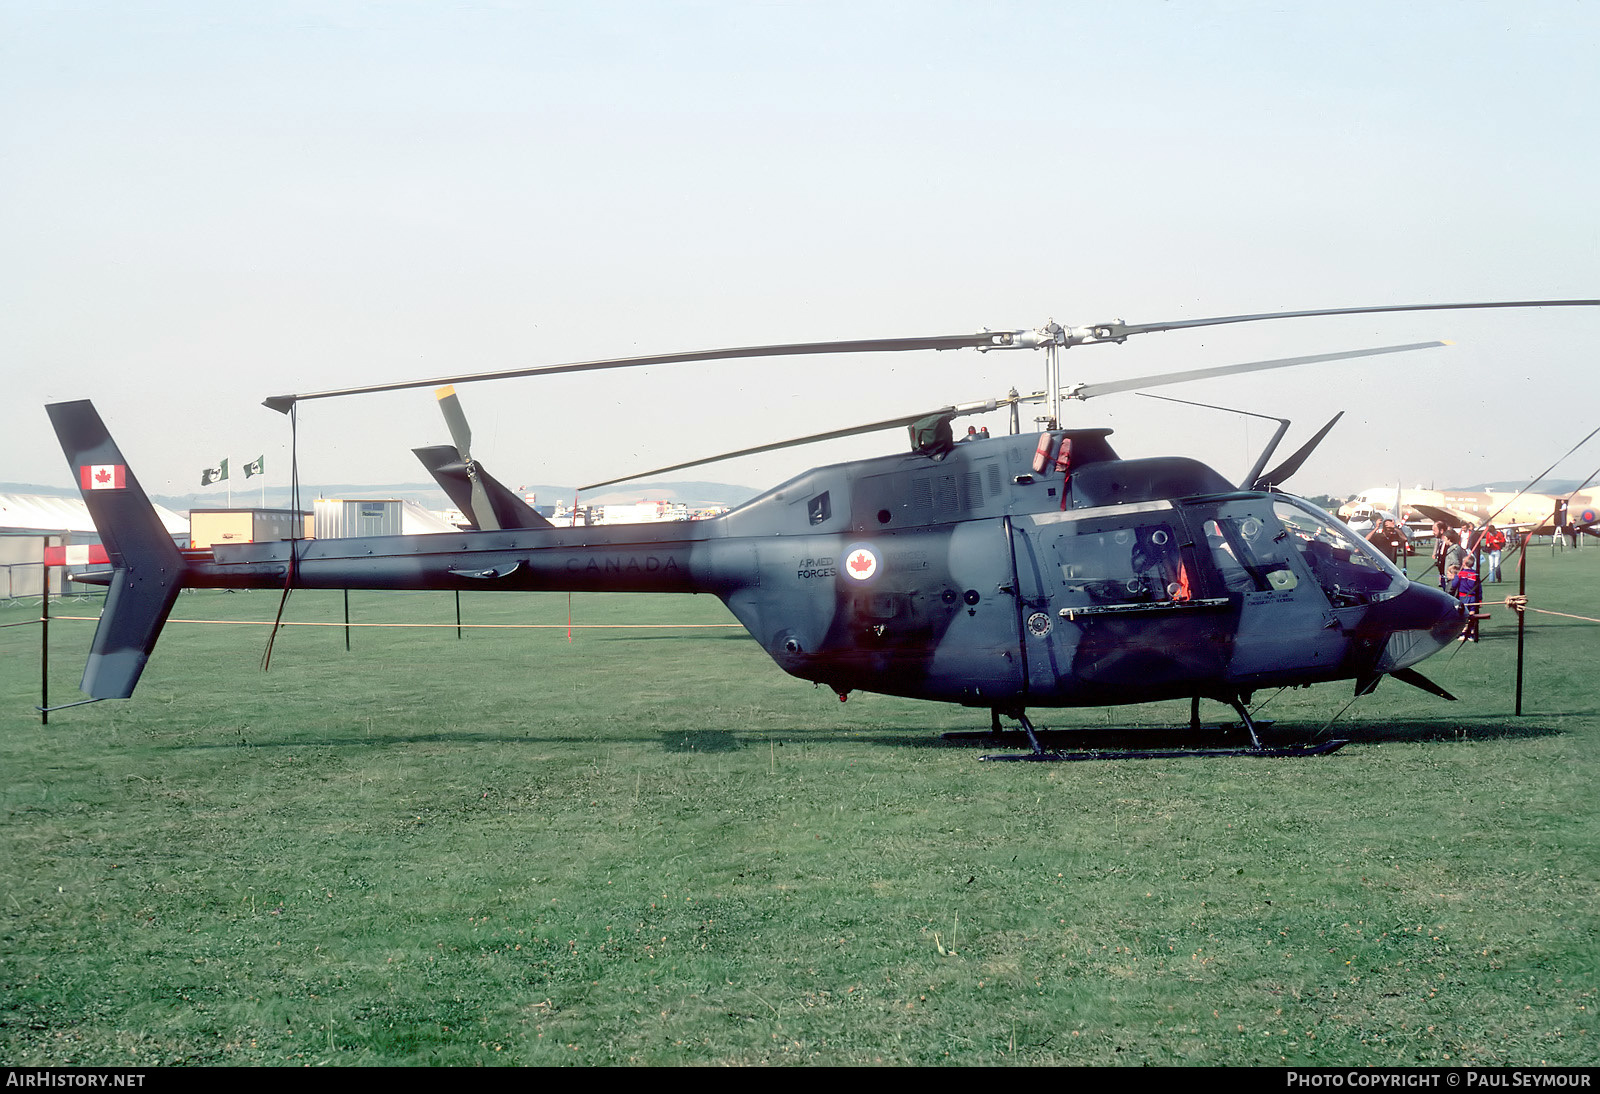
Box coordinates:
[80,464,126,490]
[94,465,124,489]
[845,548,878,580]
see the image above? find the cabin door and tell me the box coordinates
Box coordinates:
[1010,503,1230,705]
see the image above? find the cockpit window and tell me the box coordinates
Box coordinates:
[1192,498,1405,606]
[1201,514,1300,594]
[1271,499,1405,606]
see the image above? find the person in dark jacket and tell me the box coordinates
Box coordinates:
[1431,521,1452,591]
[1366,518,1408,567]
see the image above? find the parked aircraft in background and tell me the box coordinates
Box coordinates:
[1339,486,1600,536]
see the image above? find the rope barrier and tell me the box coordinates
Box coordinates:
[1521,607,1600,625]
[1495,593,1600,625]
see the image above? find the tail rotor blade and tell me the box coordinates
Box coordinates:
[434,385,499,531]
[436,386,474,460]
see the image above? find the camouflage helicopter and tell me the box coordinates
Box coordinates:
[46,300,1598,759]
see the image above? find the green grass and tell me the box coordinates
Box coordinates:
[1,549,1596,1066]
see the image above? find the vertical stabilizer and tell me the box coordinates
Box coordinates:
[46,401,186,699]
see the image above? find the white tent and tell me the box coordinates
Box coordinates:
[0,493,187,599]
[0,493,187,536]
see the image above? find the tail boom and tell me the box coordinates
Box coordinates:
[182,524,734,595]
[47,399,744,701]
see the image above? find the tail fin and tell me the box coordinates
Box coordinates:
[46,401,186,699]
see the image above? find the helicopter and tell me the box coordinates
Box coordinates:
[44,299,1600,759]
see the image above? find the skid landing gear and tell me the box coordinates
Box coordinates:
[954,700,1348,761]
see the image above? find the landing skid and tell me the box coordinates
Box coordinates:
[942,721,1276,746]
[962,701,1348,761]
[979,740,1348,762]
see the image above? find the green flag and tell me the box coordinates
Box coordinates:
[243,455,265,478]
[201,458,229,486]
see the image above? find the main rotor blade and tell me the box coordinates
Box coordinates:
[579,394,1037,491]
[582,342,1446,491]
[1079,299,1600,344]
[263,330,1035,413]
[262,300,1599,413]
[1069,342,1448,400]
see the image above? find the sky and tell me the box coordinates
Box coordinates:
[4,1,1598,504]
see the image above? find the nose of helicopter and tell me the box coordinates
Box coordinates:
[1369,579,1467,673]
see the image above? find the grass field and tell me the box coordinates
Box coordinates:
[2,546,1596,1066]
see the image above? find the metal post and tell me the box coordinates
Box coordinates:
[343,589,350,652]
[455,590,462,640]
[40,567,49,726]
[1514,542,1527,717]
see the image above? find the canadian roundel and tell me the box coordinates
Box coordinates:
[844,545,879,581]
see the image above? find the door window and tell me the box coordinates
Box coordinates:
[1052,522,1190,607]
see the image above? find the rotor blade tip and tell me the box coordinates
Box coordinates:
[436,385,456,399]
[1440,339,1456,346]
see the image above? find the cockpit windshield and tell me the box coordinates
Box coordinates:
[1193,497,1407,607]
[1271,498,1406,606]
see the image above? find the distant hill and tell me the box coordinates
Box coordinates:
[0,482,80,500]
[0,479,759,515]
[1458,480,1589,495]
[154,482,512,513]
[581,481,759,508]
